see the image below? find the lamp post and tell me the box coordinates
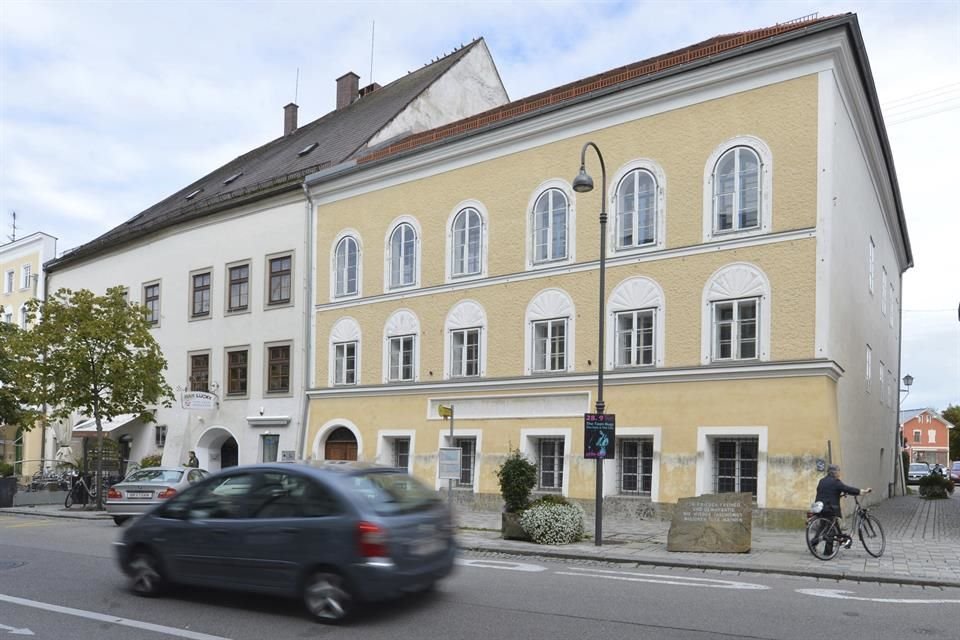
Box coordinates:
[895,374,913,495]
[573,141,607,547]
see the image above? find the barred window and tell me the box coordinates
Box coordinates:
[537,438,564,491]
[714,438,758,497]
[454,437,476,488]
[618,438,653,495]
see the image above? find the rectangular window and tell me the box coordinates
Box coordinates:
[913,430,921,443]
[261,434,279,463]
[19,307,27,329]
[228,264,250,312]
[388,335,415,382]
[454,437,476,488]
[889,283,895,328]
[189,353,210,392]
[615,309,655,367]
[155,425,167,449]
[879,363,885,405]
[3,270,12,294]
[393,438,410,469]
[928,429,936,444]
[267,255,292,306]
[887,369,893,406]
[868,237,875,294]
[226,349,248,396]
[537,438,564,491]
[532,319,566,372]
[266,344,291,393]
[714,438,758,497]
[865,344,872,393]
[191,271,211,318]
[619,438,653,495]
[333,341,357,385]
[20,264,31,290]
[881,267,888,315]
[450,328,480,377]
[712,299,758,360]
[143,282,160,325]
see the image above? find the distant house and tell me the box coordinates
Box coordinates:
[900,409,953,466]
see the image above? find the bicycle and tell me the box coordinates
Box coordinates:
[805,495,885,560]
[64,473,98,508]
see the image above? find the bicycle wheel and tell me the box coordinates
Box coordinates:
[859,513,886,558]
[806,517,840,560]
[64,489,74,509]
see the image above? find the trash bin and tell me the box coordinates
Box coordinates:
[0,476,17,508]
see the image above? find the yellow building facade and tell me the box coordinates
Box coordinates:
[303,17,910,517]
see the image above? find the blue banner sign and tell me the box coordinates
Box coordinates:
[584,413,615,459]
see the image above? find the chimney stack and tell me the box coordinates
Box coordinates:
[283,102,298,136]
[336,72,360,110]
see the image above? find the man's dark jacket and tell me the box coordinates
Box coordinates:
[815,475,862,516]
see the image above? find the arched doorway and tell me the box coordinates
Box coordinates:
[221,437,238,468]
[325,427,357,461]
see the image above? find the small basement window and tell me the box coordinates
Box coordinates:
[298,142,319,156]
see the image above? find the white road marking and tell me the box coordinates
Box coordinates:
[0,594,232,640]
[456,558,547,572]
[0,622,34,635]
[796,588,960,604]
[557,567,769,590]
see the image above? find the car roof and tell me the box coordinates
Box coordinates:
[220,462,403,476]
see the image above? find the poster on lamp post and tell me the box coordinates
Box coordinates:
[584,413,615,459]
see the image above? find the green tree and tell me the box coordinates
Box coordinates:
[0,315,32,427]
[16,287,173,509]
[943,404,960,462]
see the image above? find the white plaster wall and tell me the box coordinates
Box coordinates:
[47,194,308,469]
[819,71,903,497]
[368,41,509,148]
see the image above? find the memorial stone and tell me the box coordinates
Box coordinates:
[667,493,752,553]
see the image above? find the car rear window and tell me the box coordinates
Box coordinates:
[349,471,439,515]
[125,469,184,483]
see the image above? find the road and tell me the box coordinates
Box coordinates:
[1,514,958,639]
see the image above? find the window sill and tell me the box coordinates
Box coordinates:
[189,315,212,322]
[264,301,294,311]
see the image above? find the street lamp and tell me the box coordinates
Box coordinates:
[895,373,914,495]
[573,141,607,547]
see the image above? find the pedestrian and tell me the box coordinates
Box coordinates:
[186,451,199,468]
[813,464,871,555]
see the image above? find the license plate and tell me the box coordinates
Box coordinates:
[411,537,445,556]
[127,491,152,499]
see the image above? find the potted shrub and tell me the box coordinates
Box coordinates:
[495,449,536,540]
[0,462,17,508]
[520,495,585,545]
[918,473,955,499]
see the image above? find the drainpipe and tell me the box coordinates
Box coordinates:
[893,272,906,497]
[297,181,316,461]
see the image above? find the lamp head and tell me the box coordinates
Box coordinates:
[902,374,913,388]
[572,166,594,193]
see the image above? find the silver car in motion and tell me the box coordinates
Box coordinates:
[114,463,456,623]
[106,466,209,525]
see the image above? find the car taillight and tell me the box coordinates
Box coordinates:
[357,521,389,558]
[156,488,177,499]
[107,488,121,500]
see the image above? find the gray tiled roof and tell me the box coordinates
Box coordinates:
[47,41,481,271]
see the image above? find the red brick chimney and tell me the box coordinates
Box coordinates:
[283,103,298,136]
[336,72,359,110]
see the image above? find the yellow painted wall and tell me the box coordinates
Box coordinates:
[0,247,40,321]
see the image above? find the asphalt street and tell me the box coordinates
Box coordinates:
[1,515,958,640]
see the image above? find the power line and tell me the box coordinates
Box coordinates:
[882,82,960,109]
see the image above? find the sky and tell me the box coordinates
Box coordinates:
[0,0,957,411]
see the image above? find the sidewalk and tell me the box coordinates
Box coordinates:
[455,494,960,588]
[3,494,958,588]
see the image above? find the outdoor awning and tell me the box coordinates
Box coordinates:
[72,414,139,437]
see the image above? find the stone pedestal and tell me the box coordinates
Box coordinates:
[501,512,530,541]
[667,493,752,553]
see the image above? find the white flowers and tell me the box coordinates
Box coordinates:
[519,501,585,545]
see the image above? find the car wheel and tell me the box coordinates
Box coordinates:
[113,516,130,526]
[128,550,166,597]
[302,570,352,623]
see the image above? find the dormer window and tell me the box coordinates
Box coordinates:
[299,142,319,156]
[185,188,203,200]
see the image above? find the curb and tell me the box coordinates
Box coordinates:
[0,508,111,520]
[458,543,960,590]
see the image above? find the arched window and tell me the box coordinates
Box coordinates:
[713,147,760,233]
[329,317,361,386]
[532,189,568,263]
[451,207,483,277]
[383,309,420,383]
[524,289,575,375]
[700,263,771,364]
[334,236,359,297]
[388,223,417,288]
[616,169,657,249]
[444,300,487,379]
[607,277,665,369]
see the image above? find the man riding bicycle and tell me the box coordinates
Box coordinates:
[813,464,871,554]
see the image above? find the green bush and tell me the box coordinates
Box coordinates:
[520,501,585,544]
[139,454,163,468]
[530,494,568,507]
[495,449,537,513]
[0,462,14,477]
[918,473,954,499]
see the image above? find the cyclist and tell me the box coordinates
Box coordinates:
[813,464,871,554]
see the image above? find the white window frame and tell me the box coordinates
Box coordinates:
[328,316,361,387]
[702,136,772,242]
[879,362,885,406]
[888,282,895,329]
[531,318,568,374]
[881,267,888,316]
[330,230,362,300]
[520,428,571,496]
[526,179,576,270]
[19,305,28,330]
[865,344,872,393]
[376,430,416,474]
[928,429,936,444]
[701,263,770,364]
[20,264,32,290]
[696,426,767,508]
[435,427,483,493]
[868,237,875,295]
[530,187,570,265]
[601,426,661,500]
[260,433,280,463]
[445,200,488,282]
[3,270,13,294]
[382,309,420,383]
[265,251,294,309]
[333,341,358,386]
[711,298,760,362]
[607,275,666,369]
[387,335,415,383]
[142,280,161,327]
[524,289,575,375]
[443,300,487,379]
[384,216,421,292]
[609,159,666,254]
